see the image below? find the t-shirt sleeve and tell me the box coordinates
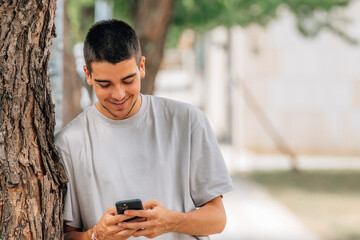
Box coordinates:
[189,111,234,207]
[56,146,83,229]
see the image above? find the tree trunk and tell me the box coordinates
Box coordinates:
[0,1,68,239]
[62,0,82,126]
[62,43,83,126]
[132,0,175,95]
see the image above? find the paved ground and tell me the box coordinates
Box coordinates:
[211,176,319,240]
[209,145,360,240]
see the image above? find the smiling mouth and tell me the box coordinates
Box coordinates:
[110,99,128,105]
[99,95,140,120]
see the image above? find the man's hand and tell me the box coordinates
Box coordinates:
[119,199,177,239]
[92,207,141,240]
[64,206,146,240]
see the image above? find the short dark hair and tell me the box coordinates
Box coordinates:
[83,19,141,73]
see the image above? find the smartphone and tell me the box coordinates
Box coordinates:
[115,199,144,222]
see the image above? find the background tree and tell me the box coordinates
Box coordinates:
[62,0,83,126]
[132,0,176,94]
[67,0,354,97]
[0,0,67,239]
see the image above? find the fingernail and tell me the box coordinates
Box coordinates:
[118,223,123,227]
[124,210,128,214]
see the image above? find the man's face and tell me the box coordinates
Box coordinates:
[84,56,145,120]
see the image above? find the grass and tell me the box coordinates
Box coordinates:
[247,170,360,240]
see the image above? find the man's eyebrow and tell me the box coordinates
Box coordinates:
[94,79,110,83]
[122,73,137,81]
[94,73,137,83]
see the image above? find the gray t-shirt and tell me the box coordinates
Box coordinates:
[55,94,233,240]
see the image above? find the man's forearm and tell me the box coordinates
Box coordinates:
[169,196,226,236]
[64,228,91,240]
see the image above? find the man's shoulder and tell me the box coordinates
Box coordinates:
[148,95,203,116]
[146,95,207,131]
[54,107,91,152]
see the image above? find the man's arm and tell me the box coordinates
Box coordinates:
[64,225,91,240]
[172,196,226,235]
[122,196,226,238]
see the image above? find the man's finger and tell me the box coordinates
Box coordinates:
[116,228,138,238]
[131,227,154,238]
[105,224,125,235]
[120,219,152,231]
[105,206,117,215]
[142,199,159,209]
[125,209,152,218]
[126,217,147,223]
[107,214,136,225]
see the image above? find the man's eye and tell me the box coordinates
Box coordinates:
[99,84,109,88]
[124,80,134,85]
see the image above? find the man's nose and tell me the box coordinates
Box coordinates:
[111,85,126,100]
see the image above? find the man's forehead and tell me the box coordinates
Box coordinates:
[91,55,139,66]
[92,59,137,70]
[91,57,137,67]
[90,59,138,80]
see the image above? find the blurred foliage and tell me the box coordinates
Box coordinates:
[170,0,356,46]
[67,0,95,43]
[112,0,132,24]
[66,0,355,47]
[171,0,351,29]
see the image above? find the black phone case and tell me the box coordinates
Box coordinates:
[115,199,144,222]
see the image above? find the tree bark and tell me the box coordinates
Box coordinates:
[132,0,176,95]
[0,1,67,239]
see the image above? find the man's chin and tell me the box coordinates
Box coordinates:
[107,109,127,119]
[99,102,127,119]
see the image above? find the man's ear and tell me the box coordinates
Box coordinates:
[83,65,93,85]
[139,56,146,79]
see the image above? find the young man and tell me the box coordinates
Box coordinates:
[55,19,233,240]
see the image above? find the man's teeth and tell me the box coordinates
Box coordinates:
[113,100,126,104]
